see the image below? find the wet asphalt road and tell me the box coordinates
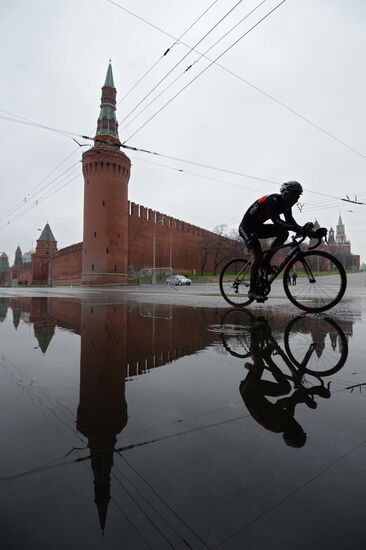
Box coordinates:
[0,272,366,549]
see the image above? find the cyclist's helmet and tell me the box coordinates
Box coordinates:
[280,181,303,195]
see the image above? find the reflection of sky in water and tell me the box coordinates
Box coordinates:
[0,298,365,550]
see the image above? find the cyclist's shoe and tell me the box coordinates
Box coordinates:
[248,289,268,302]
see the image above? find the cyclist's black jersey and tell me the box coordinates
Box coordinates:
[240,193,301,232]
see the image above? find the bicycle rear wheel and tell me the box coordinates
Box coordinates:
[284,315,348,376]
[219,308,254,358]
[219,257,254,307]
[283,251,347,312]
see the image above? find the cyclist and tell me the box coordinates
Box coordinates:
[239,181,314,301]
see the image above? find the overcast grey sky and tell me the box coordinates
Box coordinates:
[1,0,365,262]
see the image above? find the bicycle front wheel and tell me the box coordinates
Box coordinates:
[284,315,348,376]
[283,251,347,313]
[219,257,254,307]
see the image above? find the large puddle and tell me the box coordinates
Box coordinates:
[0,298,365,549]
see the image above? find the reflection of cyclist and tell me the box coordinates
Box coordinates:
[239,181,314,301]
[240,354,307,448]
[238,317,331,447]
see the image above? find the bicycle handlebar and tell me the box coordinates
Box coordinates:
[292,233,326,251]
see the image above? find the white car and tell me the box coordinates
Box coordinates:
[166,274,192,286]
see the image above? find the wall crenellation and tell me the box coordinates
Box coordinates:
[54,242,83,258]
[128,201,210,237]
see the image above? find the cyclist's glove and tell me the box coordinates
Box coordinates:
[309,227,328,239]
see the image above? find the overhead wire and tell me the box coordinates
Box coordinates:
[105,1,366,162]
[117,0,221,106]
[121,0,269,132]
[122,0,288,144]
[0,172,82,231]
[0,160,81,227]
[0,106,361,213]
[119,0,245,126]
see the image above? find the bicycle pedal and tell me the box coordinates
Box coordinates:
[256,297,268,303]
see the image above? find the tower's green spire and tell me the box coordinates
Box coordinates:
[96,61,119,141]
[39,223,56,242]
[104,60,114,87]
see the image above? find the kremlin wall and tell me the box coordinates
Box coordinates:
[0,64,360,287]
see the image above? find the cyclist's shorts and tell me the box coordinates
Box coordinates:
[239,223,287,250]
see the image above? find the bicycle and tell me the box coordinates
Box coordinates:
[219,233,347,312]
[215,308,348,377]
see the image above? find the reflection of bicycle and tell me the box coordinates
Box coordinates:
[217,309,348,378]
[219,234,347,312]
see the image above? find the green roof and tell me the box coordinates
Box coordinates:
[96,62,119,139]
[39,223,56,242]
[104,62,114,87]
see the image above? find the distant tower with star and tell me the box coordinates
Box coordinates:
[81,61,131,284]
[336,213,348,244]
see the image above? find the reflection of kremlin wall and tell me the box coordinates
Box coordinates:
[0,63,237,287]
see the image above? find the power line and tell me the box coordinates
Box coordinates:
[1,172,82,230]
[121,0,269,133]
[122,0,288,144]
[125,143,350,201]
[105,1,366,162]
[0,160,80,226]
[117,0,221,106]
[119,0,245,126]
[0,105,358,207]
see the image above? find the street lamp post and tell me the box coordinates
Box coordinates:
[169,220,172,270]
[152,221,156,284]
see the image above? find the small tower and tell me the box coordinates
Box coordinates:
[336,214,347,244]
[31,223,58,285]
[13,246,23,267]
[12,245,24,282]
[328,226,335,244]
[0,252,9,271]
[82,62,131,284]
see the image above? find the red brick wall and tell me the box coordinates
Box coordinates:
[128,201,238,273]
[14,263,32,284]
[52,243,83,285]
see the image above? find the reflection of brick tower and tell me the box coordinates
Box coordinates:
[29,298,55,352]
[82,62,131,284]
[32,223,58,285]
[77,303,128,532]
[0,299,8,323]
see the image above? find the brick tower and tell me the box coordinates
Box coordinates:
[82,62,131,285]
[31,223,58,285]
[12,246,23,282]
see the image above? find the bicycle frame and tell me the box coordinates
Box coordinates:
[263,234,317,284]
[261,332,321,387]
